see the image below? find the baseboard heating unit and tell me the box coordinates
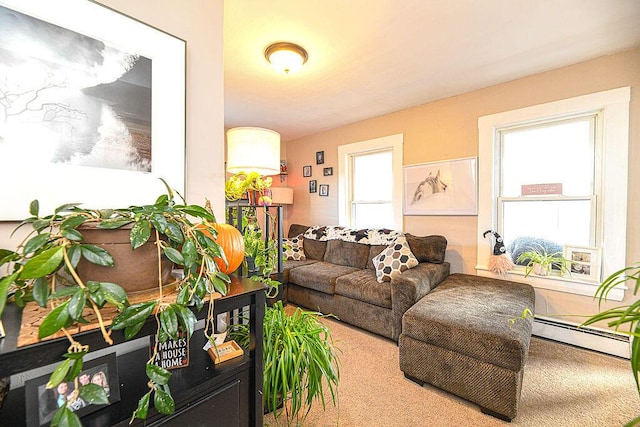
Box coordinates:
[533,316,630,359]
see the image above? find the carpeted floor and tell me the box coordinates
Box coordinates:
[263,316,640,426]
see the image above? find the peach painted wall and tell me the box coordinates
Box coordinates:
[0,1,225,249]
[284,47,640,319]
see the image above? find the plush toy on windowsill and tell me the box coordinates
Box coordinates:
[483,230,515,275]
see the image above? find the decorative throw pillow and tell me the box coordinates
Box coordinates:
[283,234,306,261]
[372,237,419,283]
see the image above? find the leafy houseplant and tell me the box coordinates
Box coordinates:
[582,263,640,427]
[225,171,273,203]
[515,245,570,277]
[0,183,233,425]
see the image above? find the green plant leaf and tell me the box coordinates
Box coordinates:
[23,233,50,255]
[54,203,82,214]
[181,240,197,268]
[149,213,169,235]
[124,319,146,340]
[51,286,81,299]
[0,249,17,267]
[65,357,83,382]
[21,246,64,279]
[178,205,216,222]
[81,244,114,267]
[62,228,83,241]
[173,304,197,337]
[33,277,50,307]
[67,288,86,320]
[51,406,82,427]
[100,282,129,307]
[163,247,184,265]
[62,350,88,360]
[39,301,70,338]
[146,363,171,386]
[110,301,157,330]
[132,391,151,420]
[130,220,151,250]
[29,200,39,216]
[33,218,51,232]
[61,215,87,231]
[79,383,109,405]
[66,245,82,268]
[176,285,190,305]
[163,222,184,244]
[160,306,179,340]
[154,387,175,415]
[46,358,72,389]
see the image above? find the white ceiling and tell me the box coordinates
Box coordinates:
[224,0,640,142]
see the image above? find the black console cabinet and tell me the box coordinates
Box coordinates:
[0,276,266,427]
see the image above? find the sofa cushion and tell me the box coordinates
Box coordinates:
[288,261,359,295]
[335,270,392,308]
[283,234,306,260]
[288,223,310,238]
[406,234,447,264]
[324,240,370,269]
[372,237,419,282]
[276,259,319,284]
[366,245,389,270]
[304,239,327,260]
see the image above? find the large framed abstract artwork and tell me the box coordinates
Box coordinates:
[0,0,186,219]
[404,157,478,215]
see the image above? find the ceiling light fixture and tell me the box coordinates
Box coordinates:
[264,42,308,74]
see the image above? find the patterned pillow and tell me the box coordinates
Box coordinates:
[372,236,419,283]
[283,234,306,261]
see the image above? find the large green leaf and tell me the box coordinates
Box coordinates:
[181,240,197,269]
[173,304,197,338]
[81,244,114,267]
[99,282,129,308]
[124,319,146,340]
[0,249,17,267]
[178,205,216,222]
[23,234,50,255]
[66,245,82,268]
[29,200,39,216]
[61,228,83,241]
[160,306,178,340]
[54,203,82,214]
[130,220,151,250]
[110,301,157,331]
[0,272,19,317]
[61,215,87,231]
[146,363,171,386]
[132,391,151,420]
[154,387,175,415]
[39,301,70,338]
[163,222,184,244]
[97,218,133,229]
[149,213,169,236]
[67,288,87,320]
[65,357,84,382]
[79,383,109,405]
[163,247,184,265]
[46,358,72,388]
[21,246,64,279]
[32,277,50,307]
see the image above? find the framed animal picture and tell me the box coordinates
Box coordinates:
[403,157,477,215]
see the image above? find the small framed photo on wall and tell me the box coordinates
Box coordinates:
[319,184,329,196]
[303,165,312,177]
[309,180,317,193]
[323,167,333,176]
[316,151,325,165]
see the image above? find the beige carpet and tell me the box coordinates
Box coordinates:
[264,316,640,426]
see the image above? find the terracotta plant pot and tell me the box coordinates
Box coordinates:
[76,223,174,294]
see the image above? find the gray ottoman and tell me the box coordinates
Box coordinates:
[399,273,534,421]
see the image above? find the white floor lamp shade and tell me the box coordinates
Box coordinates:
[226,127,280,176]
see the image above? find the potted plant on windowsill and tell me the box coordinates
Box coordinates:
[0,181,240,425]
[516,245,570,277]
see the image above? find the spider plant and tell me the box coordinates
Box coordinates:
[516,245,570,277]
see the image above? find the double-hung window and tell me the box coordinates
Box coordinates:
[477,87,630,300]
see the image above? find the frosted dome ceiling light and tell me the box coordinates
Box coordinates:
[265,42,308,74]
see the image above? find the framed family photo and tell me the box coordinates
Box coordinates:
[564,246,601,282]
[403,157,478,215]
[323,167,333,176]
[316,151,325,165]
[25,354,120,427]
[303,165,312,177]
[319,184,329,197]
[0,0,186,219]
[309,180,317,193]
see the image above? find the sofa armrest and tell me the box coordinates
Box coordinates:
[389,262,450,340]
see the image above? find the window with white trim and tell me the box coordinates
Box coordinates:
[477,88,630,300]
[338,134,403,229]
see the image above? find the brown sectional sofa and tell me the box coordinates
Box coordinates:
[280,224,450,341]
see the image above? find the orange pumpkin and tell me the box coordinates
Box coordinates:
[197,223,245,274]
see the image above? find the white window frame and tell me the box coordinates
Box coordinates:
[477,87,630,301]
[338,134,403,229]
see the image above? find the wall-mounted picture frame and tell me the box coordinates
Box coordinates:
[564,245,602,282]
[309,180,317,193]
[316,151,325,165]
[303,165,312,177]
[319,184,329,197]
[403,157,478,215]
[25,354,120,427]
[323,167,333,176]
[0,0,186,220]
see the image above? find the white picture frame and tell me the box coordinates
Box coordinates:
[403,157,478,215]
[564,245,602,283]
[0,0,186,219]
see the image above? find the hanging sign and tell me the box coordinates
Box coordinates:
[521,183,563,196]
[150,328,189,370]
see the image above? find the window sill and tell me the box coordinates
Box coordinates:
[475,265,627,302]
